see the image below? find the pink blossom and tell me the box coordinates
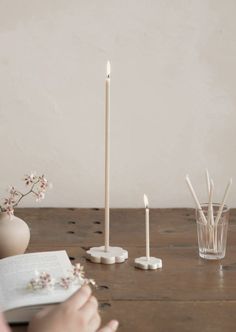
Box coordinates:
[34,191,45,202]
[59,277,72,289]
[72,263,85,279]
[29,272,55,290]
[39,175,48,190]
[5,205,14,217]
[24,172,37,186]
[39,272,54,289]
[3,198,15,206]
[29,279,38,290]
[8,186,19,198]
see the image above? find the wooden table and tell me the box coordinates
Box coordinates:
[11,208,236,332]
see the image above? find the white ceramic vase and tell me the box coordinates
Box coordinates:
[0,212,30,259]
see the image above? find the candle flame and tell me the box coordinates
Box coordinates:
[143,194,149,209]
[106,61,111,77]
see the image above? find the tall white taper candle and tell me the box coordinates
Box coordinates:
[105,61,111,252]
[144,194,150,260]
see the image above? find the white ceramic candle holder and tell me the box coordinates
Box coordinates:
[134,256,162,270]
[86,246,128,264]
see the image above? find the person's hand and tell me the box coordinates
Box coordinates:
[0,312,10,332]
[28,285,118,332]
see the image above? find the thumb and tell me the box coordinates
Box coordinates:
[98,320,119,332]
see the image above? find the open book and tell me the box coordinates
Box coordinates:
[0,250,82,323]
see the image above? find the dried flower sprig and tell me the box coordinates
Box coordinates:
[28,263,96,292]
[59,263,96,289]
[28,271,56,291]
[0,172,51,216]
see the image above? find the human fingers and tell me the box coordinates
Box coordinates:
[32,305,56,319]
[63,285,92,310]
[88,313,101,332]
[98,320,119,332]
[79,295,98,322]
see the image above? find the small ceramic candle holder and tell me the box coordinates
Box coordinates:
[134,256,162,270]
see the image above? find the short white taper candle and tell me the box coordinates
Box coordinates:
[144,194,150,260]
[134,194,162,270]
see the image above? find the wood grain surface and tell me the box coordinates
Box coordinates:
[10,208,236,332]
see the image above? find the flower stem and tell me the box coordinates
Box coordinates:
[13,180,40,208]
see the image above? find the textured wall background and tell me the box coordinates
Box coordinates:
[0,0,235,208]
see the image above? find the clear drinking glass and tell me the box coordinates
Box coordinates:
[196,204,230,260]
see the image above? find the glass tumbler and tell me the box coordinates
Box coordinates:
[196,204,230,260]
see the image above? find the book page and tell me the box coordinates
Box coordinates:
[0,251,78,312]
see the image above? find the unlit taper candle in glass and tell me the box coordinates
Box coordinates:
[206,169,211,224]
[215,178,232,226]
[209,179,214,226]
[185,175,208,225]
[206,169,211,194]
[105,61,111,252]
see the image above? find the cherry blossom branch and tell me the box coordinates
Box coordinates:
[0,172,51,216]
[13,180,40,208]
